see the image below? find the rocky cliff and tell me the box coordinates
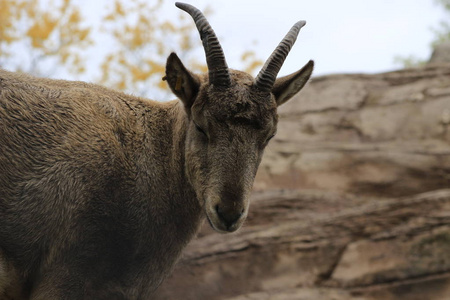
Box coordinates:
[256,64,450,197]
[154,63,450,300]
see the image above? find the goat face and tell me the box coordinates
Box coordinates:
[164,3,314,233]
[186,71,278,233]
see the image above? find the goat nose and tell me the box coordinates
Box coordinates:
[215,205,243,229]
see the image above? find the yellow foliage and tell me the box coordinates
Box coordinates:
[25,0,38,18]
[0,1,16,45]
[241,51,263,75]
[68,10,81,24]
[160,21,176,33]
[0,0,262,97]
[241,51,253,61]
[78,28,90,42]
[147,60,165,74]
[130,66,152,81]
[244,60,264,75]
[57,48,69,62]
[190,60,208,73]
[158,79,168,90]
[118,79,127,90]
[118,56,127,66]
[99,0,209,96]
[130,27,145,50]
[1,0,92,75]
[61,0,70,13]
[180,35,193,51]
[27,15,58,48]
[115,1,125,16]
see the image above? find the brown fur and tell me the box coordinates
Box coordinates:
[0,70,200,299]
[0,14,313,300]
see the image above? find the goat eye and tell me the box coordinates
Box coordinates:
[265,134,275,145]
[194,123,207,137]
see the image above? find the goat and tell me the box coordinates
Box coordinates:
[0,2,314,299]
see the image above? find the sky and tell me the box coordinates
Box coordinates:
[42,0,448,86]
[137,0,446,77]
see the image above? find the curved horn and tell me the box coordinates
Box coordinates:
[175,2,231,87]
[255,21,306,93]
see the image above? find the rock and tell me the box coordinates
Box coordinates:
[429,42,450,64]
[225,287,368,300]
[154,189,450,300]
[331,226,450,287]
[254,65,450,197]
[153,66,450,300]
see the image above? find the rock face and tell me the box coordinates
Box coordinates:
[255,64,450,197]
[429,43,450,64]
[153,64,450,300]
[155,190,450,300]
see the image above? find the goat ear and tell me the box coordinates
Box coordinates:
[164,52,201,109]
[272,60,314,106]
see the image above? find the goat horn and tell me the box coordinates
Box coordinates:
[255,21,306,93]
[175,2,231,88]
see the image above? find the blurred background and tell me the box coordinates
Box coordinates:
[1,0,449,98]
[2,1,450,299]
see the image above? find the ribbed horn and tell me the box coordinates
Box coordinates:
[175,2,231,87]
[255,21,306,93]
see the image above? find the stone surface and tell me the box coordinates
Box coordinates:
[429,42,450,64]
[225,287,367,300]
[255,64,450,197]
[154,190,450,300]
[153,65,450,300]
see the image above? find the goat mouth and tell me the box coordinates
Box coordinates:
[205,211,231,233]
